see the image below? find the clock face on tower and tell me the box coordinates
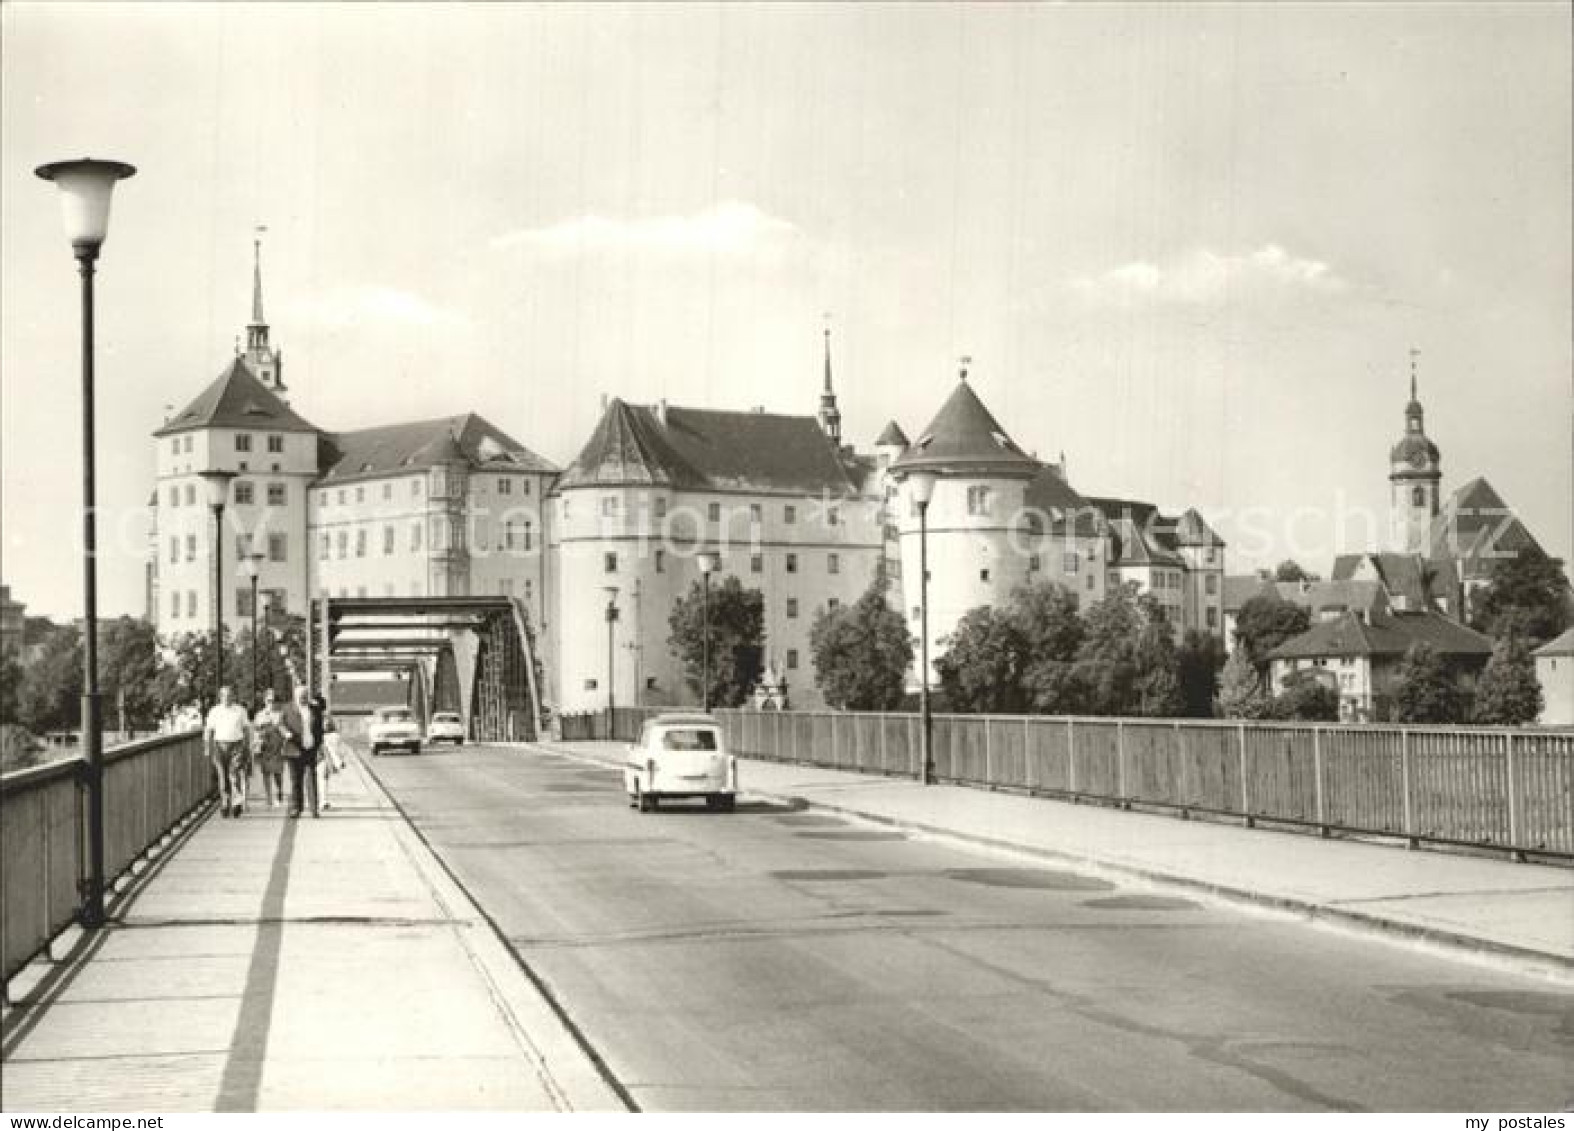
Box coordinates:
[1409,450,1429,469]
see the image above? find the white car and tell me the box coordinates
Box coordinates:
[624,713,737,812]
[428,711,465,745]
[368,706,422,756]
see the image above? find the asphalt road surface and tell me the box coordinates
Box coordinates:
[367,741,1573,1112]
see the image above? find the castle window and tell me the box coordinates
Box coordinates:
[356,486,365,504]
[354,530,366,558]
[235,481,255,506]
[499,477,513,495]
[185,535,196,562]
[411,522,423,551]
[187,590,197,618]
[786,598,799,619]
[383,526,395,555]
[604,552,618,573]
[784,505,797,524]
[267,483,286,506]
[708,502,721,523]
[169,536,178,564]
[751,554,763,574]
[1086,573,1095,591]
[828,506,839,526]
[336,532,348,559]
[1412,486,1426,506]
[235,533,252,561]
[267,435,283,453]
[235,434,252,452]
[337,489,347,505]
[828,553,840,575]
[980,568,991,582]
[412,478,422,497]
[602,495,619,517]
[1029,555,1040,572]
[967,486,992,516]
[319,533,330,561]
[169,486,179,508]
[750,503,762,524]
[524,522,534,552]
[184,484,195,506]
[828,598,840,612]
[655,550,666,573]
[786,649,799,670]
[654,496,667,519]
[383,483,393,501]
[170,589,180,618]
[1063,553,1080,574]
[786,553,798,574]
[1206,574,1218,595]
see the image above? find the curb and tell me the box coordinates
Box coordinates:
[533,741,1573,984]
[352,750,632,1112]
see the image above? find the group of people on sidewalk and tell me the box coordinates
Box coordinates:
[204,684,347,819]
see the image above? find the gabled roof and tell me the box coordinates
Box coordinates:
[556,400,859,496]
[1534,628,1574,658]
[875,420,910,448]
[1269,607,1492,661]
[1174,508,1225,548]
[888,380,1039,477]
[1226,578,1389,618]
[1429,477,1543,577]
[1087,497,1187,568]
[155,357,319,437]
[318,413,556,484]
[1331,551,1448,610]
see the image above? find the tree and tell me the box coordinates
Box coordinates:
[1217,647,1272,719]
[17,625,82,733]
[1072,586,1181,717]
[159,628,247,716]
[1176,630,1226,718]
[668,576,766,708]
[234,614,309,707]
[810,579,913,710]
[1014,582,1087,714]
[99,617,162,732]
[1274,560,1319,583]
[1234,594,1311,669]
[1269,671,1341,721]
[1,724,44,774]
[0,651,22,726]
[1471,635,1543,725]
[934,606,1027,714]
[1470,547,1570,646]
[1392,642,1469,723]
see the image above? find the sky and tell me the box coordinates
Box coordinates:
[3,2,1570,620]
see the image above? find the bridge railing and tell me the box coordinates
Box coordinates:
[2,730,211,986]
[566,706,1574,860]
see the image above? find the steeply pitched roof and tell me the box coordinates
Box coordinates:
[1429,477,1543,577]
[1174,508,1225,547]
[1330,551,1449,610]
[1086,497,1187,567]
[1022,467,1102,536]
[888,380,1039,476]
[556,400,858,496]
[155,358,319,437]
[318,413,556,484]
[875,420,910,448]
[1534,628,1574,658]
[1268,608,1492,661]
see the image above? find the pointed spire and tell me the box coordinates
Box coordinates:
[250,225,268,327]
[818,313,841,446]
[1409,346,1419,403]
[959,354,972,382]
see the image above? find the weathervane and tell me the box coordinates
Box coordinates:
[959,355,972,382]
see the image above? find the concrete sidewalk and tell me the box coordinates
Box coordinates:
[546,741,1574,981]
[1,749,625,1113]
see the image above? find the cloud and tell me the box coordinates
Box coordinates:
[491,200,798,257]
[1071,245,1348,306]
[285,285,467,331]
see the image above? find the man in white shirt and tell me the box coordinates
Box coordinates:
[205,685,252,818]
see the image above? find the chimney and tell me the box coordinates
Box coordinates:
[656,398,668,427]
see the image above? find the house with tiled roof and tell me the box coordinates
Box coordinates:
[1221,576,1390,655]
[1267,607,1492,722]
[1533,629,1574,725]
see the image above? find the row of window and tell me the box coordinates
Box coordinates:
[317,578,537,601]
[167,480,288,508]
[166,586,285,620]
[313,476,533,508]
[169,534,287,564]
[166,433,286,457]
[586,497,839,526]
[602,550,840,575]
[316,520,538,560]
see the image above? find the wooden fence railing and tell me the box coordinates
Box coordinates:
[561,706,1574,860]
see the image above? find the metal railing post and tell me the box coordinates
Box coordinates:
[1024,716,1034,792]
[1401,729,1417,848]
[1505,731,1524,862]
[983,716,992,787]
[1238,723,1252,827]
[1313,726,1327,836]
[1067,717,1078,798]
[1171,720,1182,817]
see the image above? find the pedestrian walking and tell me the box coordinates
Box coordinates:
[313,693,348,811]
[252,688,287,808]
[280,685,324,818]
[205,686,252,818]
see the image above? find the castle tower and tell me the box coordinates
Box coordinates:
[818,319,842,446]
[1389,349,1442,553]
[244,227,286,397]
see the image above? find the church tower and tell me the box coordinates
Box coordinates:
[1389,349,1442,553]
[243,227,286,397]
[818,318,842,447]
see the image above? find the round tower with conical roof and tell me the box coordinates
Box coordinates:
[889,364,1042,687]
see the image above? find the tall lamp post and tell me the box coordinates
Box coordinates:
[35,157,137,929]
[906,471,938,785]
[200,469,237,704]
[697,551,721,711]
[243,550,267,708]
[603,586,619,737]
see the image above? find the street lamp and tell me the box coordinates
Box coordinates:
[200,469,237,704]
[242,550,267,709]
[906,470,938,785]
[603,586,619,737]
[697,550,721,711]
[35,156,136,930]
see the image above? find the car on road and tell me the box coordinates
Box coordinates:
[427,711,465,745]
[624,713,737,812]
[368,706,422,756]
